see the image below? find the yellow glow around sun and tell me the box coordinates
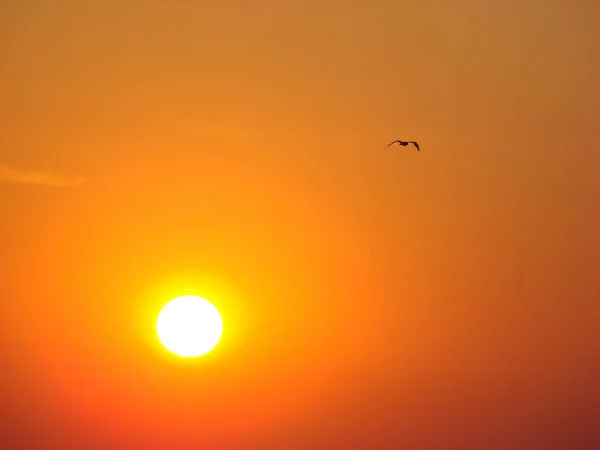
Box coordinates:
[156,295,223,357]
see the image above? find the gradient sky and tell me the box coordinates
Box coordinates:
[1,1,598,449]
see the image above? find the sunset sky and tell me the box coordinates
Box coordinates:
[1,1,598,449]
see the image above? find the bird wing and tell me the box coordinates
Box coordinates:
[386,140,401,147]
[409,141,420,151]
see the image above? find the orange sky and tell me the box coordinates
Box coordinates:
[1,1,598,449]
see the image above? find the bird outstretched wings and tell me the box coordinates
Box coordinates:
[386,139,420,151]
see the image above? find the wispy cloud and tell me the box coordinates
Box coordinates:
[0,164,84,187]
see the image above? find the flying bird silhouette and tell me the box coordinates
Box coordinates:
[387,140,420,151]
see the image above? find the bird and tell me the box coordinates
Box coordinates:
[386,140,420,151]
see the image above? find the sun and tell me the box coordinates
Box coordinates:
[156,295,223,357]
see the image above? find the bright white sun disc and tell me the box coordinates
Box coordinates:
[156,295,223,357]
